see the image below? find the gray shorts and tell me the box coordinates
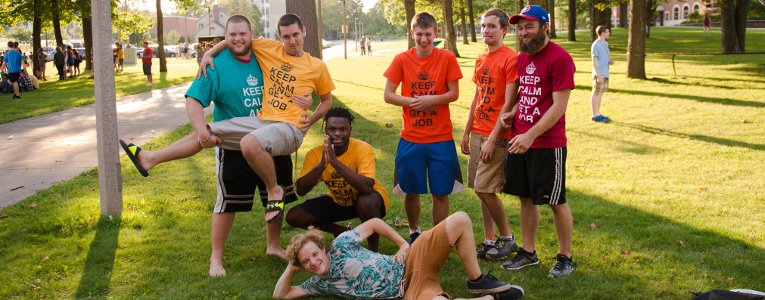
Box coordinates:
[208,116,303,155]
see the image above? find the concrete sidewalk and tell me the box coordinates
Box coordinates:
[0,82,210,208]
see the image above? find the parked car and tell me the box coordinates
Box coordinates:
[322,39,333,49]
[136,45,178,58]
[74,48,86,60]
[43,46,56,61]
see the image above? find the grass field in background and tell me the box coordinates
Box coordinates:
[0,58,199,124]
[0,27,763,299]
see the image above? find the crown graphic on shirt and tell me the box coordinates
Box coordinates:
[525,62,537,75]
[281,62,293,72]
[246,74,258,86]
[482,67,490,76]
[418,72,430,81]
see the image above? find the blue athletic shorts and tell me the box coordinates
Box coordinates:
[393,138,464,196]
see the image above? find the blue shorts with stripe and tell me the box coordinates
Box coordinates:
[393,138,464,196]
[503,147,567,205]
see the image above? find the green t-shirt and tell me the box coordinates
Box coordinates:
[185,49,264,121]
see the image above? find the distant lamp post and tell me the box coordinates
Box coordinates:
[355,17,358,52]
[340,0,347,59]
[207,6,212,36]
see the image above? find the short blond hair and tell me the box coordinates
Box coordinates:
[286,228,326,266]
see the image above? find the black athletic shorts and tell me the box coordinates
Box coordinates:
[296,192,386,223]
[503,147,567,205]
[7,72,20,83]
[213,148,297,213]
[143,63,152,75]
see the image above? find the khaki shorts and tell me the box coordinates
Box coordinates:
[404,221,452,300]
[208,116,303,155]
[593,76,609,93]
[467,132,508,193]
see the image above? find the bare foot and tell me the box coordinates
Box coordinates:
[136,151,156,172]
[209,261,227,277]
[266,247,287,261]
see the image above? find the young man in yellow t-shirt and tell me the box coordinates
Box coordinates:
[199,13,335,227]
[285,107,389,252]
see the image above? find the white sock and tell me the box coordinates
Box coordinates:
[409,228,420,234]
[484,239,495,246]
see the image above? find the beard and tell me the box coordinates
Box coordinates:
[229,42,252,57]
[519,30,547,54]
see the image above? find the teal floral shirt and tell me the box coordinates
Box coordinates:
[299,229,406,298]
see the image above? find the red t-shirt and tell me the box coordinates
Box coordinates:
[471,46,519,139]
[142,47,153,64]
[512,42,575,148]
[383,48,463,143]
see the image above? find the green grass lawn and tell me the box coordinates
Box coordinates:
[1,27,764,299]
[0,58,200,124]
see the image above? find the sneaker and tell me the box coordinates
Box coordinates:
[591,115,609,122]
[491,285,525,300]
[548,254,573,278]
[145,82,153,86]
[502,248,539,270]
[486,235,518,261]
[476,242,495,259]
[12,95,21,100]
[408,231,420,244]
[466,273,511,294]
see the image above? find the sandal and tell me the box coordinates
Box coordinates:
[119,139,149,177]
[265,199,284,224]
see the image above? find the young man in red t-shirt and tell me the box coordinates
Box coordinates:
[461,8,520,261]
[142,41,153,86]
[500,5,575,278]
[383,12,463,244]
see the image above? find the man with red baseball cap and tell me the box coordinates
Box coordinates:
[500,5,575,278]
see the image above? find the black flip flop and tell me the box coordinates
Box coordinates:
[265,199,285,224]
[119,139,149,177]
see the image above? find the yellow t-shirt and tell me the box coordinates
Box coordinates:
[251,38,335,127]
[117,48,124,59]
[299,138,390,211]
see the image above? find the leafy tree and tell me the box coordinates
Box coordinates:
[166,29,180,44]
[720,0,749,53]
[9,26,32,42]
[219,0,264,37]
[627,0,647,79]
[113,10,155,44]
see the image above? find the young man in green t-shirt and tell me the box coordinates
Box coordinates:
[119,15,297,277]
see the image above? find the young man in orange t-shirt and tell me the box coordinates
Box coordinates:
[461,8,520,261]
[383,12,464,244]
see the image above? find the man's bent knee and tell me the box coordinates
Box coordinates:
[285,208,307,228]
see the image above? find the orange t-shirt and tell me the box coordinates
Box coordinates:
[251,38,335,127]
[471,46,519,139]
[383,48,463,143]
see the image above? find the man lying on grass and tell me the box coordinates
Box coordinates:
[273,212,525,299]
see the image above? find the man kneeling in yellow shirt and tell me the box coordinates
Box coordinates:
[286,107,390,252]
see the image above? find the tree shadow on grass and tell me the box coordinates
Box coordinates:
[574,84,765,108]
[74,216,121,299]
[568,128,668,155]
[608,121,765,151]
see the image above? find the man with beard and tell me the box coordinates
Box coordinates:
[199,13,335,229]
[383,12,464,245]
[462,8,520,261]
[286,107,389,252]
[499,5,575,278]
[119,15,297,277]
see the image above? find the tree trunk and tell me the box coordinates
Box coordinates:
[619,2,628,27]
[52,0,64,47]
[548,0,557,38]
[529,0,548,11]
[460,0,469,44]
[33,0,42,73]
[591,0,612,41]
[157,0,167,72]
[405,0,416,49]
[568,0,576,41]
[721,0,740,52]
[467,0,476,42]
[627,0,647,79]
[286,0,321,58]
[442,0,461,57]
[730,0,749,52]
[83,16,93,70]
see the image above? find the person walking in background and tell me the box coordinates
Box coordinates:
[53,46,65,80]
[2,41,23,99]
[142,41,153,86]
[73,50,82,77]
[703,14,711,34]
[590,25,613,123]
[360,36,366,56]
[65,45,75,78]
[35,47,46,81]
[116,42,125,72]
[366,36,372,55]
